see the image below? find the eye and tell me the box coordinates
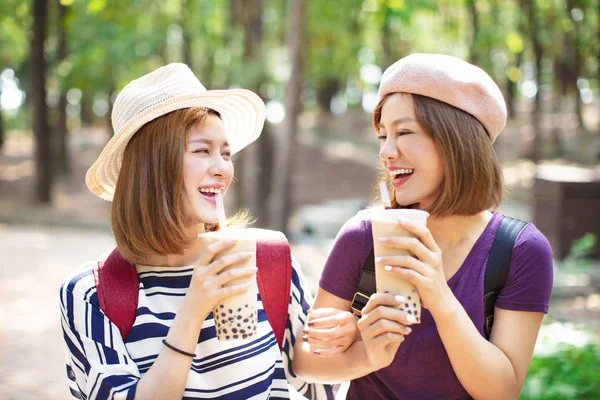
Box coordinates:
[397,130,413,136]
[222,151,232,159]
[377,134,387,141]
[192,148,210,154]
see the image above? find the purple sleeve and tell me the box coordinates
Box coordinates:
[495,223,554,313]
[319,214,373,301]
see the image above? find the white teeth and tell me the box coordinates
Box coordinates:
[390,168,414,177]
[199,188,222,194]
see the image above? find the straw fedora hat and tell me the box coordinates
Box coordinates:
[85,63,266,201]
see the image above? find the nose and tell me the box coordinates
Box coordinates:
[379,136,399,162]
[210,153,232,179]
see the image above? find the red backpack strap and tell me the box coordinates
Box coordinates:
[255,230,292,351]
[94,248,139,341]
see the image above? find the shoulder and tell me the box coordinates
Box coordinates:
[512,221,553,263]
[334,209,372,244]
[59,261,98,306]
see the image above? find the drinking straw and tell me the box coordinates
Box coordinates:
[379,181,392,209]
[215,192,227,228]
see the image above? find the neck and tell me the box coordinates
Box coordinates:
[427,211,492,249]
[139,223,206,267]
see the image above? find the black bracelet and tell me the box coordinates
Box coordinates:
[162,339,196,358]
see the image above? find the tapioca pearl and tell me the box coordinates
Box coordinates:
[223,328,227,334]
[226,335,231,340]
[243,318,249,323]
[408,296,412,300]
[240,329,246,334]
[413,303,417,308]
[412,289,416,293]
[232,328,238,333]
[407,310,412,315]
[245,304,248,308]
[229,308,233,313]
[233,334,239,339]
[237,307,242,312]
[242,334,248,339]
[237,315,242,320]
[220,312,226,318]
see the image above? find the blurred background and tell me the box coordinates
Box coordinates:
[0,0,599,399]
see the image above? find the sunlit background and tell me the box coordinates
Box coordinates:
[0,0,599,399]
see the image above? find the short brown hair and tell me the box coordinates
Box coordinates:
[373,93,504,217]
[112,108,220,263]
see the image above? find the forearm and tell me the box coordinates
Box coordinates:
[135,300,208,400]
[432,297,518,400]
[293,339,374,384]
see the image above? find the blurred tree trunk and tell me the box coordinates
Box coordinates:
[181,0,192,68]
[316,78,339,114]
[56,0,70,175]
[467,0,480,65]
[566,0,587,132]
[381,2,393,69]
[81,91,94,126]
[270,0,306,234]
[106,80,115,136]
[233,0,266,224]
[505,51,522,118]
[521,0,543,162]
[31,0,52,204]
[0,88,4,152]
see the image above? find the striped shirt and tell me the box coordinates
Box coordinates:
[59,254,333,399]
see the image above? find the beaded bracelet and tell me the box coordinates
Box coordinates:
[162,339,196,358]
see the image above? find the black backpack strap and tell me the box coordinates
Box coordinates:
[351,248,376,317]
[483,216,527,338]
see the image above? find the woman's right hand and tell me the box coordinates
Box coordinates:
[357,293,416,371]
[185,239,257,315]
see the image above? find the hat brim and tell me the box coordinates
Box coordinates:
[85,89,266,201]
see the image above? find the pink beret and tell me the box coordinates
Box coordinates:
[378,53,507,142]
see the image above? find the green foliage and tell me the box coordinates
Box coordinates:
[560,233,598,272]
[521,343,600,399]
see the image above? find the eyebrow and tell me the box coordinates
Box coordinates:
[377,117,417,129]
[188,138,230,147]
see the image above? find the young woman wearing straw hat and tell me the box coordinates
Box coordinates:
[59,63,333,399]
[293,54,553,399]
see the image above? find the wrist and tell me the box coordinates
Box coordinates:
[429,290,460,324]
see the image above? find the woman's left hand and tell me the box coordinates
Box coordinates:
[376,218,452,314]
[302,308,358,357]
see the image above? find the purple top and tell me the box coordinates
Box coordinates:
[319,211,553,400]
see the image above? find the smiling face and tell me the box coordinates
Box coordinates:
[183,114,234,224]
[377,93,444,209]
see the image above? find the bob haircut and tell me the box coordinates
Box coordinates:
[112,107,225,263]
[373,93,504,217]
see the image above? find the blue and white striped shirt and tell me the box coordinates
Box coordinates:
[59,254,333,399]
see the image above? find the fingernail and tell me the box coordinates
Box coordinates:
[378,237,388,243]
[302,335,309,341]
[384,265,393,271]
[313,350,322,355]
[307,321,315,327]
[407,314,417,323]
[405,327,412,334]
[242,252,254,257]
[394,295,405,302]
[375,257,383,263]
[302,328,309,334]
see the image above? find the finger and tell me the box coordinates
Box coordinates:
[215,281,254,302]
[307,313,354,329]
[196,239,238,265]
[397,218,440,253]
[376,255,428,277]
[301,332,350,348]
[304,324,354,341]
[307,307,345,319]
[313,345,348,357]
[361,318,412,340]
[377,236,434,265]
[211,265,258,288]
[358,305,417,333]
[382,266,426,295]
[360,292,405,316]
[206,251,254,275]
